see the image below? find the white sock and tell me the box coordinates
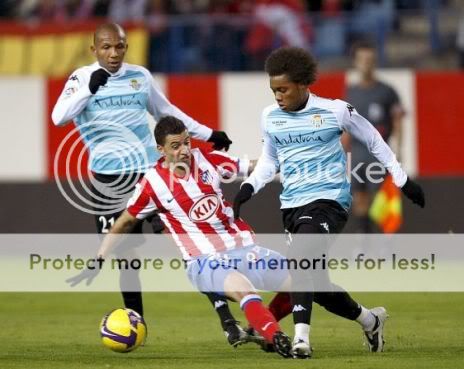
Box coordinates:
[294,323,310,343]
[356,306,376,331]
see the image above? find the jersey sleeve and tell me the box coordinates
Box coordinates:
[243,109,279,193]
[126,179,158,219]
[142,69,213,141]
[339,101,407,187]
[203,149,249,178]
[51,68,93,126]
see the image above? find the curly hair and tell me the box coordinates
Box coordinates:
[264,47,317,85]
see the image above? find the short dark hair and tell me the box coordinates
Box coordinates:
[154,116,187,145]
[264,47,317,85]
[350,39,376,58]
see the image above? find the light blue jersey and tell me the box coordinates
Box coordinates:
[245,94,407,211]
[267,95,351,209]
[52,62,212,175]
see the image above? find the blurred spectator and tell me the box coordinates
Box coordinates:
[147,0,170,72]
[349,0,396,66]
[245,0,312,69]
[93,0,111,17]
[108,0,147,22]
[311,0,347,57]
[0,0,18,18]
[17,0,95,22]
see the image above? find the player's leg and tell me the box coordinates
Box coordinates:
[203,291,249,347]
[313,286,388,352]
[90,172,145,317]
[287,221,322,358]
[223,271,292,358]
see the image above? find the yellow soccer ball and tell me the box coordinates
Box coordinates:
[100,308,147,353]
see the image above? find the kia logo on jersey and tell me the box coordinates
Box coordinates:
[189,195,219,222]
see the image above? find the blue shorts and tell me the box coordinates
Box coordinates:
[186,245,289,295]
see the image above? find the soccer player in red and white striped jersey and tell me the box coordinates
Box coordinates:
[126,141,255,260]
[96,116,293,358]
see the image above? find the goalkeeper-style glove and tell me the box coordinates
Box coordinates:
[233,183,254,219]
[401,177,425,208]
[208,131,233,151]
[89,69,110,94]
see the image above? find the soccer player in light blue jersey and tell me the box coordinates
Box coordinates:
[233,47,425,358]
[55,23,245,346]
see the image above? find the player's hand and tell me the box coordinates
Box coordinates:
[401,177,425,208]
[233,183,254,219]
[208,131,233,151]
[89,68,111,94]
[66,258,104,287]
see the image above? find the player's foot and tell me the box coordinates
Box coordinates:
[245,327,275,352]
[291,338,312,359]
[364,307,388,352]
[272,331,292,358]
[223,319,248,347]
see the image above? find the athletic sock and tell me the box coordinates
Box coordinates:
[122,291,144,317]
[240,294,280,343]
[204,292,234,331]
[294,323,310,343]
[268,292,292,322]
[290,291,313,325]
[356,305,376,331]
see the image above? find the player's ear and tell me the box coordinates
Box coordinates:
[90,44,96,55]
[157,144,164,155]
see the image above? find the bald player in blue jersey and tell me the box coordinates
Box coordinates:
[233,47,425,358]
[53,23,250,347]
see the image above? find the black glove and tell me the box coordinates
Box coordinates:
[233,183,254,219]
[208,130,233,151]
[401,177,425,208]
[66,257,105,287]
[89,68,110,94]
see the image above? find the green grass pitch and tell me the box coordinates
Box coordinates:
[1,292,463,369]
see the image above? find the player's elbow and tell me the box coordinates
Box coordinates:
[51,107,69,126]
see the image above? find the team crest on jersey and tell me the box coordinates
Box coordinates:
[200,170,213,185]
[129,79,141,91]
[189,194,219,222]
[311,114,324,128]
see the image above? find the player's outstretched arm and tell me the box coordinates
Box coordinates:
[144,71,217,140]
[341,102,425,208]
[65,211,140,287]
[97,210,140,259]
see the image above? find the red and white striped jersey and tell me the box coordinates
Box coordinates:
[127,148,255,260]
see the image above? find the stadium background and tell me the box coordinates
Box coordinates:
[1,2,464,369]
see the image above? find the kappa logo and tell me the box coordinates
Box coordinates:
[214,300,226,309]
[292,304,307,312]
[189,194,219,222]
[320,222,330,233]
